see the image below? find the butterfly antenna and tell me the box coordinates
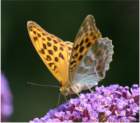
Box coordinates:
[27,82,59,88]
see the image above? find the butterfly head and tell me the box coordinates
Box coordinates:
[60,83,83,96]
[60,86,71,96]
[59,82,76,96]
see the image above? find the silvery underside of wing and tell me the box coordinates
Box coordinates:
[72,37,114,89]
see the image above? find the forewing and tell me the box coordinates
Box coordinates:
[27,21,69,86]
[69,15,102,82]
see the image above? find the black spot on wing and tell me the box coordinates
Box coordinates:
[47,42,51,47]
[42,43,47,49]
[54,57,59,62]
[40,49,45,54]
[48,50,53,55]
[47,37,51,41]
[78,55,83,61]
[46,55,51,61]
[33,37,38,41]
[79,46,84,53]
[59,52,64,60]
[53,46,58,51]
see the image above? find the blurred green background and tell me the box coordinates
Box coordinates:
[2,0,139,121]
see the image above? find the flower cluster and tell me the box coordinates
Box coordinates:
[1,73,13,121]
[30,84,139,122]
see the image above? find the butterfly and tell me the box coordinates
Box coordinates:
[27,15,114,96]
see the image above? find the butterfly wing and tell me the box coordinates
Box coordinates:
[71,37,113,88]
[27,21,70,86]
[69,15,102,83]
[65,41,73,61]
[92,37,114,79]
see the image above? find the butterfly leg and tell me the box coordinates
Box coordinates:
[64,95,68,102]
[57,92,61,105]
[86,84,93,93]
[76,92,80,97]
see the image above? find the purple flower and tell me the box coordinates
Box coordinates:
[1,73,13,121]
[30,84,139,122]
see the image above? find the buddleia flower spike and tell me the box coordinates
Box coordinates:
[29,84,140,122]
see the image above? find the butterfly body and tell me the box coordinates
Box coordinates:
[60,83,90,96]
[27,15,114,96]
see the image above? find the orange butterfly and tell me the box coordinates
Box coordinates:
[27,15,113,96]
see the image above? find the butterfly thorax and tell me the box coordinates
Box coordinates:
[60,82,93,96]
